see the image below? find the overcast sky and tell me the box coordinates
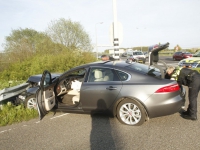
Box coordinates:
[1,0,200,52]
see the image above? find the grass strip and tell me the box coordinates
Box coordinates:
[0,102,38,126]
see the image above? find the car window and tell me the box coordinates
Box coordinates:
[184,52,191,54]
[43,73,51,86]
[133,51,143,55]
[115,70,129,81]
[175,52,181,55]
[68,69,86,76]
[88,68,120,82]
[65,68,86,82]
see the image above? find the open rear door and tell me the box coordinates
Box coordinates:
[148,42,169,78]
[36,70,56,120]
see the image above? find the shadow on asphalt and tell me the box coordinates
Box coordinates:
[90,99,116,150]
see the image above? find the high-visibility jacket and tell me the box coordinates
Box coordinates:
[170,67,182,80]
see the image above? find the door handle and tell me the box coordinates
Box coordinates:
[106,86,117,90]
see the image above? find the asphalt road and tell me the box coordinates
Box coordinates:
[1,57,200,150]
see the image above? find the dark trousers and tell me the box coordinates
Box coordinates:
[187,74,200,117]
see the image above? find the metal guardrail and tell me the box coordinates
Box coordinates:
[0,83,29,102]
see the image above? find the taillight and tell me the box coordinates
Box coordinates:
[155,84,180,93]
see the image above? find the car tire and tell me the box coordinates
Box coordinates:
[25,95,37,109]
[173,57,176,61]
[116,98,146,126]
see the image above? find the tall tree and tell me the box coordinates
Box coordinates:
[174,44,182,51]
[3,28,64,64]
[46,18,93,51]
[3,28,51,62]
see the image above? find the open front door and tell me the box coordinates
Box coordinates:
[36,70,56,120]
[148,42,169,79]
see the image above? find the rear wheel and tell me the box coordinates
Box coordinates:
[116,98,146,126]
[25,95,37,109]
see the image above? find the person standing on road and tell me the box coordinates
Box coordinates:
[166,66,200,121]
[101,55,115,61]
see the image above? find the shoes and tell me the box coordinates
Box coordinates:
[181,111,189,115]
[181,114,197,121]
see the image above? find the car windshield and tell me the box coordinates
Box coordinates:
[133,52,143,55]
[181,63,198,68]
[184,52,191,54]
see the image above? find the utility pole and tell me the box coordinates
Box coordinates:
[112,0,120,59]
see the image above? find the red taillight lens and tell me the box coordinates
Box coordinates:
[155,84,180,93]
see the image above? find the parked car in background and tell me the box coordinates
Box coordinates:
[193,51,200,57]
[18,73,61,109]
[126,51,146,64]
[178,57,200,73]
[121,53,127,57]
[35,43,186,126]
[172,51,193,61]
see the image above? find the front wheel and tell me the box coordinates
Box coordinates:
[25,95,37,109]
[116,98,146,126]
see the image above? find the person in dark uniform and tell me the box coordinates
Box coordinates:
[101,55,115,61]
[177,68,200,120]
[166,67,200,120]
[165,66,181,80]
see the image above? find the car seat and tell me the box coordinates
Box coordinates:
[67,80,82,104]
[94,70,104,81]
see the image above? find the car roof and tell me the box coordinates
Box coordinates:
[64,61,132,73]
[81,60,130,68]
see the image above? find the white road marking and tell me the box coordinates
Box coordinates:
[50,113,69,119]
[0,130,7,134]
[0,129,11,134]
[0,113,69,134]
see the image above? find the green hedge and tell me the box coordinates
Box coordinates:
[0,50,96,90]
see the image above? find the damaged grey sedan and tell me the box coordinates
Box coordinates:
[36,43,186,126]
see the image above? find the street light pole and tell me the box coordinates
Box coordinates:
[95,22,103,60]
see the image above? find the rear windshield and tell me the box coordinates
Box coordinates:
[181,63,199,68]
[126,63,160,77]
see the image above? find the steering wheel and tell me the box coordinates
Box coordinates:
[63,79,71,90]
